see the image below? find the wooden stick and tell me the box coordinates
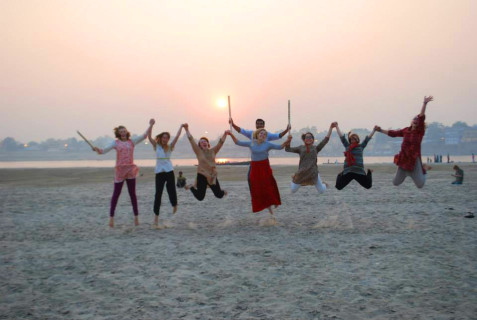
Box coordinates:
[76,130,95,150]
[288,100,291,136]
[228,95,232,132]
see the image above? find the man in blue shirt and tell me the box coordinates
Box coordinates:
[229,118,290,141]
[229,118,290,190]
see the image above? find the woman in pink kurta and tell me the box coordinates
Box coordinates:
[94,120,153,227]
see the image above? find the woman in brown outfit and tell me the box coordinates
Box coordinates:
[183,123,228,201]
[285,122,335,193]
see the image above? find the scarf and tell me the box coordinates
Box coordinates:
[344,142,359,166]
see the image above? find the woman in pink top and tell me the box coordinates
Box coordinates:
[94,120,153,228]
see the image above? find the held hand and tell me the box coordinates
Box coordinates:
[287,124,291,131]
[331,122,337,128]
[374,125,381,132]
[149,119,155,126]
[423,96,434,104]
[183,123,189,130]
[229,118,234,125]
[286,135,293,142]
[93,147,100,153]
[225,130,231,135]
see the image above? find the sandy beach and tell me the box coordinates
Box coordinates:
[1,163,476,319]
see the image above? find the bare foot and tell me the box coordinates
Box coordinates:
[268,206,274,215]
[324,182,329,188]
[173,206,178,214]
[109,217,114,228]
[153,215,159,226]
[184,184,192,190]
[224,190,228,196]
[134,216,139,226]
[423,164,432,171]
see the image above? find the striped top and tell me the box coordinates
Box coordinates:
[340,135,371,175]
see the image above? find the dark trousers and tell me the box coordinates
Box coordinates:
[335,170,372,190]
[154,171,177,216]
[110,179,138,217]
[247,165,251,191]
[190,173,225,201]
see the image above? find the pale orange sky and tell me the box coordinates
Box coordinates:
[1,0,476,142]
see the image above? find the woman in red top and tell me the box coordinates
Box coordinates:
[376,96,433,188]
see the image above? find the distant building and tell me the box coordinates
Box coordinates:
[461,128,477,143]
[444,128,465,145]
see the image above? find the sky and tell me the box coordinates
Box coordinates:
[1,0,476,143]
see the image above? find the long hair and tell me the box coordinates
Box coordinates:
[114,126,130,140]
[155,132,170,152]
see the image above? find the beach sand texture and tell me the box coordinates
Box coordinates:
[1,164,476,319]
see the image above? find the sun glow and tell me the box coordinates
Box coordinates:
[217,98,227,108]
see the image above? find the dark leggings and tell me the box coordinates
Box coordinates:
[154,171,177,216]
[110,178,138,217]
[335,170,372,190]
[190,173,225,201]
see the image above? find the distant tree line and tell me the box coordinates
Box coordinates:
[1,122,477,160]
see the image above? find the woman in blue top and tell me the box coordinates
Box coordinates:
[334,123,377,190]
[228,129,292,215]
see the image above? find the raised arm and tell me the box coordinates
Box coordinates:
[280,135,293,149]
[420,96,434,117]
[147,119,157,149]
[170,124,184,149]
[367,126,377,139]
[229,118,242,134]
[335,122,343,138]
[375,125,403,137]
[183,123,201,155]
[315,122,334,152]
[132,120,154,145]
[278,124,291,138]
[212,131,228,154]
[375,126,388,135]
[227,131,249,147]
[284,136,301,153]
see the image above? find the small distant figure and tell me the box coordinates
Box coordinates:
[472,153,475,163]
[447,153,450,163]
[176,171,187,188]
[451,165,464,185]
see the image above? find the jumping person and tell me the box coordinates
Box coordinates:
[376,96,433,188]
[229,129,292,215]
[183,123,228,201]
[229,118,290,190]
[334,122,376,190]
[93,121,153,228]
[285,123,335,193]
[148,119,183,226]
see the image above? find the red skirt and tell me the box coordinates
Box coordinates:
[249,159,281,213]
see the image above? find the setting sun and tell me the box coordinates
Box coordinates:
[217,98,227,109]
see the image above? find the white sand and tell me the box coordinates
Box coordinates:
[0,164,476,319]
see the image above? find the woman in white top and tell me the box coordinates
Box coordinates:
[148,119,184,226]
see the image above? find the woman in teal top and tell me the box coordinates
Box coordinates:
[228,129,292,215]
